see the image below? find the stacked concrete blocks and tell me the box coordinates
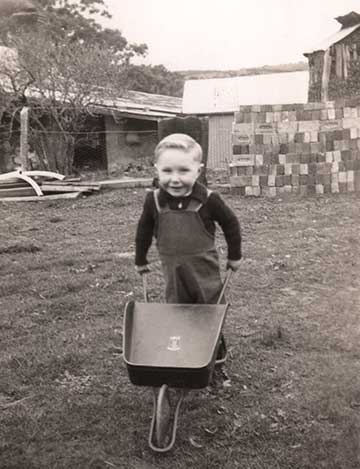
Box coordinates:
[230,100,360,196]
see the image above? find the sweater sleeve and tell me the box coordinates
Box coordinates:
[135,192,156,266]
[208,192,241,260]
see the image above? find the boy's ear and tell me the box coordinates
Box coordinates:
[198,163,204,173]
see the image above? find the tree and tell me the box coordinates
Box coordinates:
[0,0,184,174]
[0,0,149,174]
[125,64,184,97]
[0,28,134,174]
[0,0,37,18]
[0,0,148,59]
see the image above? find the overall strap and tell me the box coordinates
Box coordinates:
[188,188,213,212]
[187,199,203,211]
[153,189,161,213]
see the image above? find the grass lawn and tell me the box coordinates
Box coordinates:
[0,188,359,469]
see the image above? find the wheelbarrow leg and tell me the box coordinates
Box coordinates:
[215,333,228,366]
[214,270,232,366]
[148,385,187,453]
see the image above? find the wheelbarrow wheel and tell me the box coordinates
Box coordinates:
[155,384,172,447]
[149,386,187,452]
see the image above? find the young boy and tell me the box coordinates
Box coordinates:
[135,133,241,305]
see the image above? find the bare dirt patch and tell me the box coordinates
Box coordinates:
[1,189,359,468]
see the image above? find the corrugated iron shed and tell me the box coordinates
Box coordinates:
[208,114,234,169]
[182,71,309,115]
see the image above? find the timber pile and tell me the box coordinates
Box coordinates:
[0,170,100,201]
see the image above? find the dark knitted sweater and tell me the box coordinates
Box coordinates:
[135,182,241,266]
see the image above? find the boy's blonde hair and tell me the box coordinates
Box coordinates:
[154,133,203,163]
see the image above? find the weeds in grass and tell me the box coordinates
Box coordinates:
[48,216,63,223]
[260,325,288,348]
[0,242,41,254]
[1,191,359,468]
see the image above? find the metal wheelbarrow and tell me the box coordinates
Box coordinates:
[123,270,232,452]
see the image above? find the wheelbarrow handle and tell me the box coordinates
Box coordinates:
[216,269,233,305]
[142,273,148,302]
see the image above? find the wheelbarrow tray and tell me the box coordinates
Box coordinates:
[123,300,229,389]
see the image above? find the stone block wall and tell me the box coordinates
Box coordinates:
[230,100,360,196]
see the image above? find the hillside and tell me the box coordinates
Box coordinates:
[178,61,308,80]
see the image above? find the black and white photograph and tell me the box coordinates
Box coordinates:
[0,1,359,467]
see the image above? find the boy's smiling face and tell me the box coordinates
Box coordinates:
[155,148,202,197]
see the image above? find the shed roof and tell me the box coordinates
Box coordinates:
[182,71,309,115]
[95,91,183,119]
[303,23,360,56]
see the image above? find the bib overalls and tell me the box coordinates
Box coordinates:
[154,190,223,304]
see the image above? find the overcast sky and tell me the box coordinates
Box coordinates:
[103,0,360,71]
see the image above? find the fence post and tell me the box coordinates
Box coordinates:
[20,106,30,170]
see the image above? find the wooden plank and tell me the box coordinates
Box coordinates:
[321,48,331,102]
[99,178,153,189]
[0,192,83,202]
[344,44,350,80]
[41,181,100,188]
[335,44,342,78]
[40,184,99,193]
[0,181,28,189]
[0,177,23,185]
[61,177,81,182]
[0,186,36,197]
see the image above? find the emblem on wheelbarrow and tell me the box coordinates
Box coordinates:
[167,336,181,351]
